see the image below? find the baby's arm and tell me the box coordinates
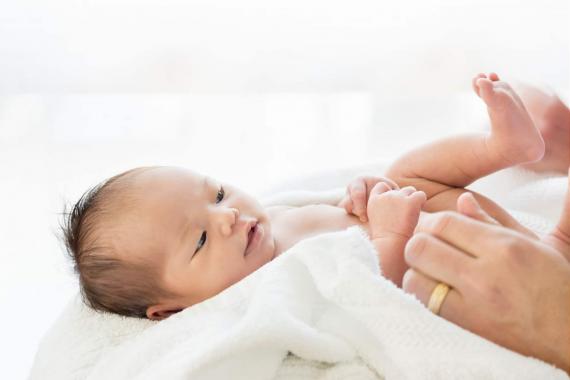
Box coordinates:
[261,176,400,216]
[260,188,345,208]
[367,183,426,286]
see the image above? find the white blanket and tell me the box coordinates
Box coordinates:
[71,226,564,380]
[29,168,569,379]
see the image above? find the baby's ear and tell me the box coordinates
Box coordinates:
[146,305,183,320]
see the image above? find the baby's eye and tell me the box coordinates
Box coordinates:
[216,186,225,203]
[194,186,222,256]
[195,231,207,254]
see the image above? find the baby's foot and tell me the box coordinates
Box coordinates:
[473,73,545,166]
[515,84,570,174]
[367,183,427,286]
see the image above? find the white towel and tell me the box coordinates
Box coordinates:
[29,167,569,380]
[80,227,566,380]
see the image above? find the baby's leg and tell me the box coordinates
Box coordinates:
[386,73,545,227]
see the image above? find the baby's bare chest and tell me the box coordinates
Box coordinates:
[275,204,371,252]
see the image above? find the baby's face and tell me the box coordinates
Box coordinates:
[121,167,275,320]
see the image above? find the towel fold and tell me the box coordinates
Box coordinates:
[82,227,566,380]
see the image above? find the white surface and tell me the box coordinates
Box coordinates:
[1,0,569,93]
[30,228,568,380]
[0,1,569,378]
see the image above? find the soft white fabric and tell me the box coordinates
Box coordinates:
[34,227,567,380]
[29,166,569,379]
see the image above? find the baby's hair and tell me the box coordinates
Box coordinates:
[60,167,177,319]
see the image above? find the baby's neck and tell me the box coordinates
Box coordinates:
[266,205,296,258]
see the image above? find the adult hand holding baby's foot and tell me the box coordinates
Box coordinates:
[338,175,399,222]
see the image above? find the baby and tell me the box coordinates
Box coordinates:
[63,73,569,320]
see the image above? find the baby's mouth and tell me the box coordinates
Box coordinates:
[245,222,258,255]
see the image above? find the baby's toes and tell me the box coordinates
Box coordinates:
[489,72,500,81]
[494,80,513,93]
[476,78,499,106]
[472,73,487,96]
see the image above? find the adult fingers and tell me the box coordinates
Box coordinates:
[457,192,539,239]
[405,232,475,292]
[416,211,534,258]
[544,168,570,260]
[456,192,500,226]
[402,268,464,321]
[557,168,570,237]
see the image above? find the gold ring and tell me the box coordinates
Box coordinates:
[428,282,451,315]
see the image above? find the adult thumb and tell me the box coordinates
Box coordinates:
[456,192,499,225]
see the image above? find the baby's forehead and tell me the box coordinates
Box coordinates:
[133,166,204,190]
[125,166,209,226]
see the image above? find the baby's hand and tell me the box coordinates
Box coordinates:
[367,183,427,240]
[338,176,399,222]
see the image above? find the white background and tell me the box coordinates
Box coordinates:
[1,0,569,378]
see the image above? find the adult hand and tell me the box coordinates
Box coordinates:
[402,188,570,373]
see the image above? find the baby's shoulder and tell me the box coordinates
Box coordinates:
[265,204,298,222]
[274,203,343,225]
[266,204,297,213]
[268,203,331,213]
[267,203,325,221]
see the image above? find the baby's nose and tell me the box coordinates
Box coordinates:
[219,207,239,235]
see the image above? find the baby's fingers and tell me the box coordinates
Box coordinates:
[400,186,417,196]
[410,190,427,205]
[349,179,368,221]
[369,181,393,197]
[339,196,354,215]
